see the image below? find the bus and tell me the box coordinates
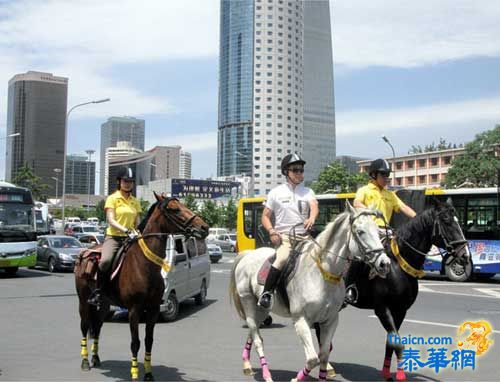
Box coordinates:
[236,187,499,282]
[35,201,52,235]
[0,182,38,275]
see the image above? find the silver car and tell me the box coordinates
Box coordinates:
[36,235,84,272]
[209,233,237,252]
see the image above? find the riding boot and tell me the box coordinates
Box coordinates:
[258,266,282,309]
[87,270,107,310]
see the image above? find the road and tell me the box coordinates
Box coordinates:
[1,252,499,381]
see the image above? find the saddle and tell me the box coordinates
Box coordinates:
[257,240,308,309]
[74,240,131,281]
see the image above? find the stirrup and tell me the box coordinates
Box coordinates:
[87,289,103,309]
[345,285,358,304]
[258,292,273,309]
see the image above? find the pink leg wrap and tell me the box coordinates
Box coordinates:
[396,361,406,382]
[296,367,311,381]
[242,339,252,361]
[381,357,392,380]
[260,356,272,380]
[318,368,327,382]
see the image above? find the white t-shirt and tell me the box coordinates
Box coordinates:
[264,183,316,235]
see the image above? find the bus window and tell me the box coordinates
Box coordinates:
[314,200,342,236]
[466,196,498,240]
[243,203,256,239]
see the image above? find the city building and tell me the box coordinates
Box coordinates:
[5,71,68,197]
[100,116,145,194]
[179,150,192,179]
[104,141,147,194]
[335,155,368,174]
[149,146,192,180]
[357,148,466,188]
[217,0,335,195]
[65,154,95,194]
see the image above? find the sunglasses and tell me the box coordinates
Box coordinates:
[378,172,391,177]
[289,168,304,174]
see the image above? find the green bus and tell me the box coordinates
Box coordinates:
[0,182,37,275]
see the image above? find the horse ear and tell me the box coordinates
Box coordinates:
[345,199,355,213]
[153,191,161,202]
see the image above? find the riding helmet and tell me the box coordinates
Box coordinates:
[368,158,391,177]
[116,166,135,181]
[281,153,306,176]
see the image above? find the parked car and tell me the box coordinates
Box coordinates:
[70,225,101,239]
[36,235,84,272]
[86,217,99,225]
[78,233,105,248]
[67,217,81,224]
[207,243,223,263]
[207,227,229,241]
[209,233,237,252]
[110,234,210,322]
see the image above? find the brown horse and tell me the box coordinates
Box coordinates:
[75,193,208,381]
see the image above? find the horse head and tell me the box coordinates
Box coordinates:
[345,201,391,278]
[150,192,209,240]
[431,197,470,265]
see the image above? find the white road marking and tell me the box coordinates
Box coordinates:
[474,288,500,298]
[421,281,500,287]
[368,316,500,335]
[419,288,499,299]
[211,269,231,274]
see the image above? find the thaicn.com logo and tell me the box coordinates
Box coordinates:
[390,320,494,373]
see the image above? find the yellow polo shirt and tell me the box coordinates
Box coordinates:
[355,182,403,226]
[104,191,142,237]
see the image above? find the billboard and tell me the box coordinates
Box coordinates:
[171,178,240,199]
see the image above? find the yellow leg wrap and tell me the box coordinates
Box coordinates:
[144,352,152,374]
[91,340,99,355]
[131,357,139,380]
[80,338,88,358]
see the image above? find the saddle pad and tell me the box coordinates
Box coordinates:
[257,254,277,285]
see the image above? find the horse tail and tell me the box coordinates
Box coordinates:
[229,252,247,320]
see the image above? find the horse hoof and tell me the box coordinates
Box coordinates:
[327,368,336,379]
[81,358,90,371]
[395,370,406,382]
[243,368,255,376]
[144,372,154,381]
[381,368,392,381]
[91,355,101,368]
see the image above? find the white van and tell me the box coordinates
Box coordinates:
[67,217,81,224]
[86,217,99,225]
[160,235,211,321]
[207,227,228,241]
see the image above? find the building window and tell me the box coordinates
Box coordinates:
[430,157,438,166]
[406,160,414,169]
[443,156,452,165]
[431,174,438,182]
[407,176,414,185]
[418,159,426,168]
[419,175,426,184]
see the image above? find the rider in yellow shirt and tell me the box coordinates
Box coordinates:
[345,159,416,304]
[88,166,142,308]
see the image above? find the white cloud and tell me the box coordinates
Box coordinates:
[0,0,219,120]
[149,130,217,152]
[332,0,500,68]
[336,97,500,135]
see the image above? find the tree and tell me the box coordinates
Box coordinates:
[95,199,106,222]
[139,199,151,220]
[444,125,500,188]
[199,200,222,227]
[408,138,462,154]
[311,161,369,194]
[12,163,49,201]
[222,198,238,230]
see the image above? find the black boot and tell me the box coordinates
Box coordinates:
[87,271,106,310]
[258,266,282,309]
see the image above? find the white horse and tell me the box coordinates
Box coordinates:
[229,203,391,382]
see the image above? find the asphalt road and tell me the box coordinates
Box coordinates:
[1,253,499,381]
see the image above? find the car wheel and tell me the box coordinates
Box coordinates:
[230,245,235,252]
[211,259,219,264]
[194,281,207,306]
[5,267,18,276]
[160,292,179,322]
[48,257,57,273]
[444,257,472,282]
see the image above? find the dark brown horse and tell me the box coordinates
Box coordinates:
[75,193,208,381]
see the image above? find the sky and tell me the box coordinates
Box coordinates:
[0,0,499,188]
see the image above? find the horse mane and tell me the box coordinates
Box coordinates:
[396,207,436,243]
[310,211,349,259]
[137,201,158,232]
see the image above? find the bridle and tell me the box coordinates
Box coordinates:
[347,210,386,266]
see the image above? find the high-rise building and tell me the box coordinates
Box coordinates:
[5,71,68,197]
[217,0,335,195]
[65,154,96,194]
[104,141,143,195]
[179,151,192,179]
[100,116,145,194]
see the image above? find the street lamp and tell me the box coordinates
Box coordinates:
[85,150,95,213]
[382,135,396,186]
[61,98,110,224]
[1,132,21,140]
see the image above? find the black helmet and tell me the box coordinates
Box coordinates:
[369,158,391,177]
[281,153,306,176]
[116,166,135,181]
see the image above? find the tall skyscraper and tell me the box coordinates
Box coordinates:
[65,154,95,194]
[179,150,192,179]
[149,146,192,180]
[100,116,145,194]
[5,71,68,197]
[103,141,143,195]
[217,0,335,195]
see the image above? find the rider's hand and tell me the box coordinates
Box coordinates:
[269,230,282,246]
[126,229,139,240]
[303,218,315,232]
